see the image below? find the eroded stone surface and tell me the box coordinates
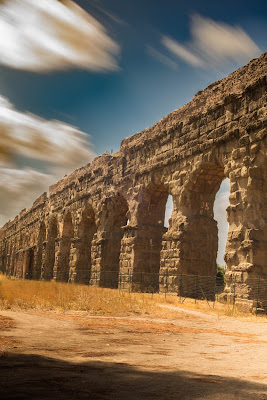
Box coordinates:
[0,53,266,308]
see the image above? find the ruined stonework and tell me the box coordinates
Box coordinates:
[0,53,266,309]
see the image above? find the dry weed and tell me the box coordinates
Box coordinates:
[0,274,266,321]
[0,274,158,315]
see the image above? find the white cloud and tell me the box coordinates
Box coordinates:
[164,195,173,227]
[214,179,230,266]
[162,14,261,68]
[146,45,179,70]
[0,94,96,168]
[161,37,203,67]
[0,0,120,72]
[0,167,52,226]
[0,94,97,226]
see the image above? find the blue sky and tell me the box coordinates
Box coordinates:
[1,0,266,155]
[0,0,266,264]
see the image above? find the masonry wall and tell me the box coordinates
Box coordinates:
[0,53,266,308]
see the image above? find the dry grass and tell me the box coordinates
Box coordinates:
[0,274,266,320]
[0,274,159,315]
[159,293,267,321]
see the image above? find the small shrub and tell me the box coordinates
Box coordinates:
[216,264,225,289]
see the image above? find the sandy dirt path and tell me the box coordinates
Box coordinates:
[0,307,266,399]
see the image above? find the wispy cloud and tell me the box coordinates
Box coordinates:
[0,167,52,226]
[92,3,129,27]
[161,37,203,67]
[0,94,96,225]
[0,0,120,72]
[0,95,96,168]
[162,14,261,68]
[146,45,179,70]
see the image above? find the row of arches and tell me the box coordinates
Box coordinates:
[1,161,231,292]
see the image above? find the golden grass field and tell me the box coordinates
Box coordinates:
[0,273,265,321]
[0,274,266,319]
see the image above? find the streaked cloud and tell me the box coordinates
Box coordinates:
[0,0,120,72]
[162,14,261,68]
[161,37,203,67]
[0,94,96,225]
[0,95,96,168]
[146,45,179,70]
[0,167,52,226]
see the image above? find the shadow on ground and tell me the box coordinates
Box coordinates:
[0,352,266,400]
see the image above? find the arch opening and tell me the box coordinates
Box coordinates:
[180,163,225,277]
[164,194,173,229]
[160,162,228,298]
[214,178,230,268]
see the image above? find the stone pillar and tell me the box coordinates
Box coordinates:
[160,216,218,296]
[53,237,71,282]
[5,253,11,276]
[119,225,167,291]
[18,250,26,279]
[223,152,267,307]
[0,243,5,273]
[69,237,92,284]
[90,229,128,288]
[33,246,39,280]
[43,240,59,281]
[53,237,61,281]
[5,241,12,275]
[23,247,36,280]
[89,232,105,287]
[10,244,16,277]
[13,250,24,278]
[41,241,48,280]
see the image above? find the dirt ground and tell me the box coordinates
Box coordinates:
[0,306,266,400]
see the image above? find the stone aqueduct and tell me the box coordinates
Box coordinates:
[0,53,266,307]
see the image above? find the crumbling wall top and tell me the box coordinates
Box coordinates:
[120,52,267,151]
[49,151,118,197]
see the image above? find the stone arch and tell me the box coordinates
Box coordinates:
[160,159,226,295]
[120,184,169,291]
[96,193,129,288]
[55,211,74,282]
[69,204,97,284]
[223,148,267,305]
[43,215,58,280]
